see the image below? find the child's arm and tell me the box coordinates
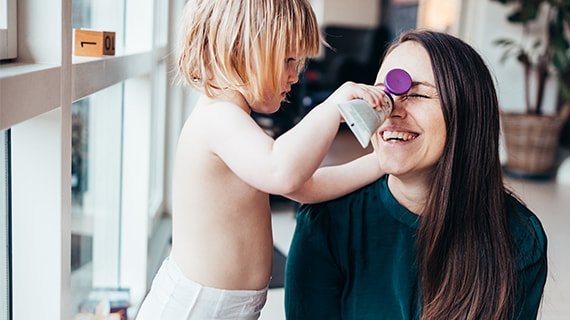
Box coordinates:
[284,152,384,204]
[206,82,385,195]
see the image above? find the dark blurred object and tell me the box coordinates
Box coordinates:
[301,25,392,110]
[252,25,392,138]
[71,233,92,272]
[560,117,570,148]
[251,80,306,138]
[269,246,287,289]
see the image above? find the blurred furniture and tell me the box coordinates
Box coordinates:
[301,25,392,110]
[251,81,306,138]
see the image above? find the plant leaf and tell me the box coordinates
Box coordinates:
[508,6,539,23]
[500,47,516,63]
[494,38,516,47]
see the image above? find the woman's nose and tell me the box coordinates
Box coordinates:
[389,97,407,118]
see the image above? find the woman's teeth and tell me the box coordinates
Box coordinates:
[382,131,418,142]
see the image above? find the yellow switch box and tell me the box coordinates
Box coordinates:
[74,29,116,57]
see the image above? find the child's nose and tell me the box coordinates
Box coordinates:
[288,71,299,85]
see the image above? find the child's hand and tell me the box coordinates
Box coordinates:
[324,81,387,111]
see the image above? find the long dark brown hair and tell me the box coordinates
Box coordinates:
[387,30,517,319]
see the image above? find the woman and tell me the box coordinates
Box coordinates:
[285,30,547,320]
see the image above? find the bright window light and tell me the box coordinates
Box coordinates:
[0,0,7,29]
[0,0,16,60]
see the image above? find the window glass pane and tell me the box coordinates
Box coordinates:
[70,84,123,316]
[72,0,91,28]
[0,130,10,320]
[125,0,153,53]
[72,0,125,54]
[155,0,169,47]
[149,63,167,216]
[120,75,152,303]
[0,0,16,60]
[123,75,151,217]
[0,0,7,29]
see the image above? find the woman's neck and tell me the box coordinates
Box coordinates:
[387,173,431,215]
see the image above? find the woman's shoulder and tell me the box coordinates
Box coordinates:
[506,194,548,271]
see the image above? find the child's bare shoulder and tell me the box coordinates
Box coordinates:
[194,99,251,123]
[183,98,264,153]
[193,99,261,135]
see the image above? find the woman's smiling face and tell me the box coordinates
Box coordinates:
[371,41,447,179]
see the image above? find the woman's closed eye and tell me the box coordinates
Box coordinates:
[401,93,432,100]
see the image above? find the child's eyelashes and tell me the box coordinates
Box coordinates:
[286,57,305,72]
[286,57,298,67]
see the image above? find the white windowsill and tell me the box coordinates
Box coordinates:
[0,63,61,130]
[0,47,167,130]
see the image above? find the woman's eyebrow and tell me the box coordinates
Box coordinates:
[374,81,436,89]
[412,81,436,88]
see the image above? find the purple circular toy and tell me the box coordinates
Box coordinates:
[384,68,412,95]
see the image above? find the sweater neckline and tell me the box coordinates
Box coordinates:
[380,175,421,228]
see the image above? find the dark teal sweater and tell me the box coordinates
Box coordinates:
[285,175,547,319]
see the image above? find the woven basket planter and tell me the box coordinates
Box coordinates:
[501,106,570,177]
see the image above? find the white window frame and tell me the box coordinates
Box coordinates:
[0,0,189,318]
[0,0,17,60]
[0,130,10,320]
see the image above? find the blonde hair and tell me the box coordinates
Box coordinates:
[177,0,321,102]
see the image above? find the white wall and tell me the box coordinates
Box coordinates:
[459,0,558,115]
[321,0,380,28]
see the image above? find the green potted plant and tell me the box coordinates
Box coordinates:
[492,0,570,178]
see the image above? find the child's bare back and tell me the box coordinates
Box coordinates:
[171,97,275,291]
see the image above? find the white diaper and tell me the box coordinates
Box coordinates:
[136,257,268,320]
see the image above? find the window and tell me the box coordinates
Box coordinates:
[0,0,17,60]
[70,84,124,315]
[0,130,10,320]
[3,0,186,318]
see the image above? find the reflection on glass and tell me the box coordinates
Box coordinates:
[1,130,10,320]
[72,100,90,211]
[149,63,167,216]
[70,84,123,317]
[71,98,95,315]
